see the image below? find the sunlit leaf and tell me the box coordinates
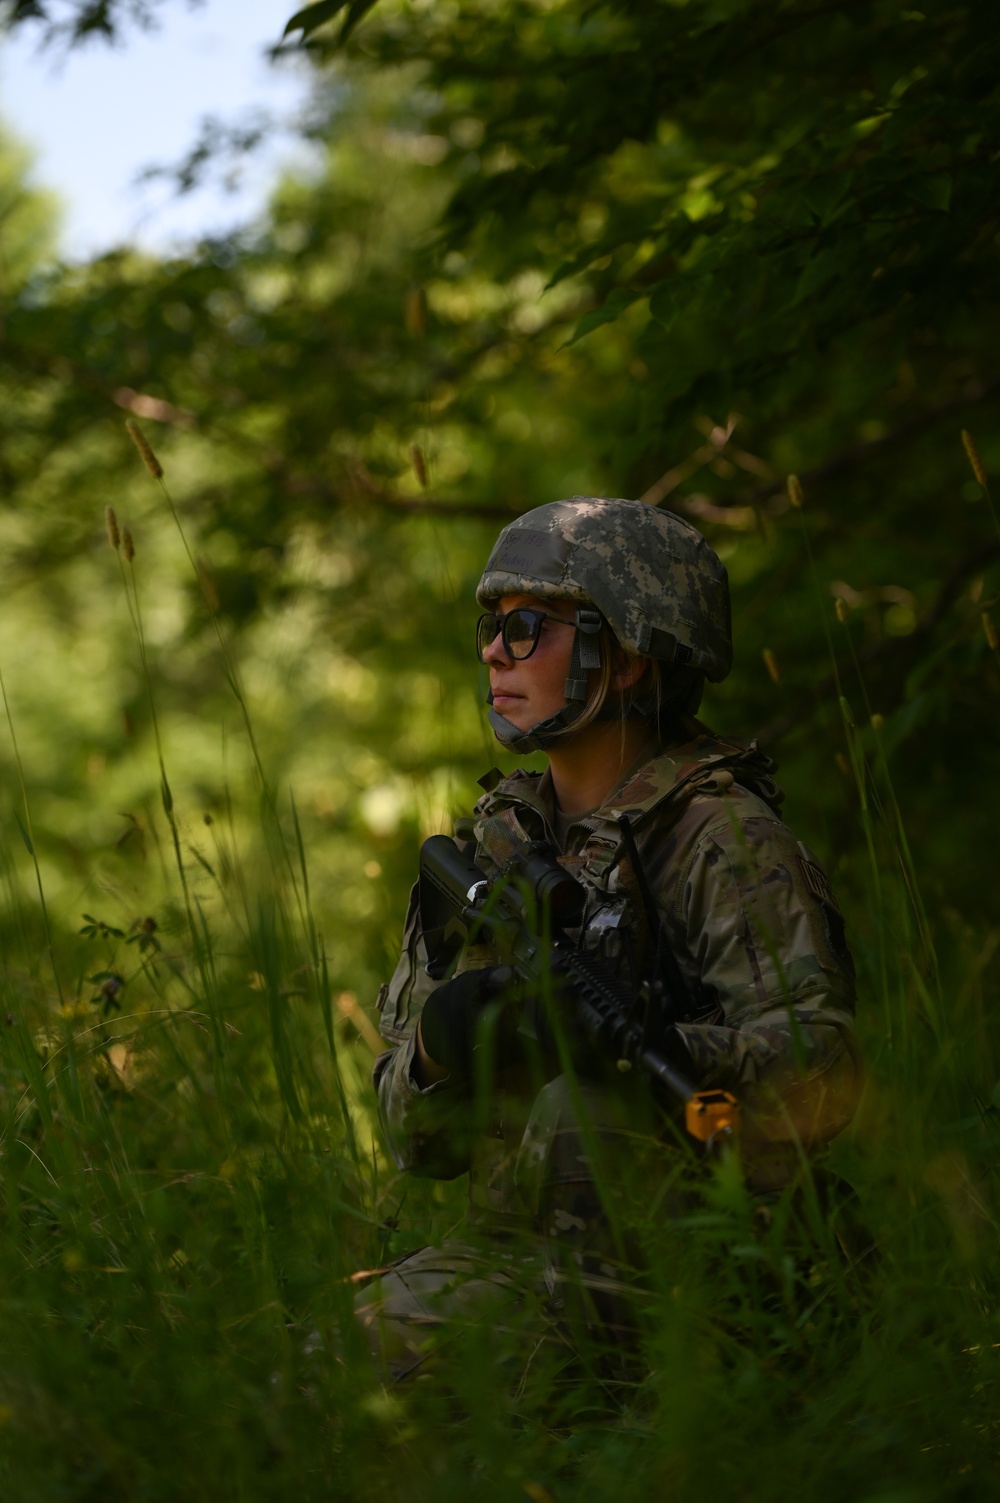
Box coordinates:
[340,0,380,43]
[283,0,350,40]
[565,288,642,346]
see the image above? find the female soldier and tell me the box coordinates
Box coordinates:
[356,497,860,1382]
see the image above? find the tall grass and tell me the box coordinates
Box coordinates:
[0,445,997,1501]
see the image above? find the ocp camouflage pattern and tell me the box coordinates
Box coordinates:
[363,723,861,1376]
[374,720,860,1203]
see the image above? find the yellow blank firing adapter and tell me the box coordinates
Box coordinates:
[685,1089,741,1144]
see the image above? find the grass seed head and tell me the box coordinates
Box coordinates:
[762,647,780,683]
[787,473,804,508]
[410,443,428,488]
[962,430,988,488]
[404,285,428,337]
[122,528,135,563]
[104,506,120,550]
[835,597,849,624]
[982,611,998,652]
[125,419,164,479]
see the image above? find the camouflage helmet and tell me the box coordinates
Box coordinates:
[477,496,732,681]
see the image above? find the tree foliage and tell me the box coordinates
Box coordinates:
[4,0,999,917]
[0,3,998,1495]
[4,0,172,47]
[343,2,1000,667]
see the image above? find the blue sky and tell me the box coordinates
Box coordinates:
[1,0,316,257]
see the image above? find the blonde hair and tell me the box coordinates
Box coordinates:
[554,620,698,740]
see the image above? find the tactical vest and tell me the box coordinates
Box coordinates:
[466,725,784,1023]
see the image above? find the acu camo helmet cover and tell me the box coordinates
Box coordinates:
[477,496,733,682]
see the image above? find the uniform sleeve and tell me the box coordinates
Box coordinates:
[372,882,473,1179]
[658,788,862,1160]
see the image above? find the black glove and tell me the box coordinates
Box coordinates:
[419,967,514,1079]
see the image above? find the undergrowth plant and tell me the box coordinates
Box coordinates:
[0,432,996,1502]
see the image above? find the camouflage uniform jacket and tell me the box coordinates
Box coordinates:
[373,723,861,1213]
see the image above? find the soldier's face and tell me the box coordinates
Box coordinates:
[481,593,578,729]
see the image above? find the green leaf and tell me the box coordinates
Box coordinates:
[283,0,350,39]
[794,247,841,304]
[565,288,641,346]
[340,0,380,43]
[648,276,704,328]
[283,0,378,42]
[14,811,33,856]
[908,174,951,212]
[801,175,849,226]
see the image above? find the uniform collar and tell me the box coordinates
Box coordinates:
[482,718,766,832]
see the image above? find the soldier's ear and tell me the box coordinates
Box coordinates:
[609,647,649,692]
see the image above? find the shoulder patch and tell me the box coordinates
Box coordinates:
[797,853,840,914]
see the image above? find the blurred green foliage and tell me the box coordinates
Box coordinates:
[0,0,998,1496]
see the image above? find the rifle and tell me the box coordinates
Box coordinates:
[419,834,739,1150]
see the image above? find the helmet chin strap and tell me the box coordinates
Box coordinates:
[487,608,603,753]
[487,700,585,753]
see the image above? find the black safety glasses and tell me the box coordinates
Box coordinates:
[476,608,576,662]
